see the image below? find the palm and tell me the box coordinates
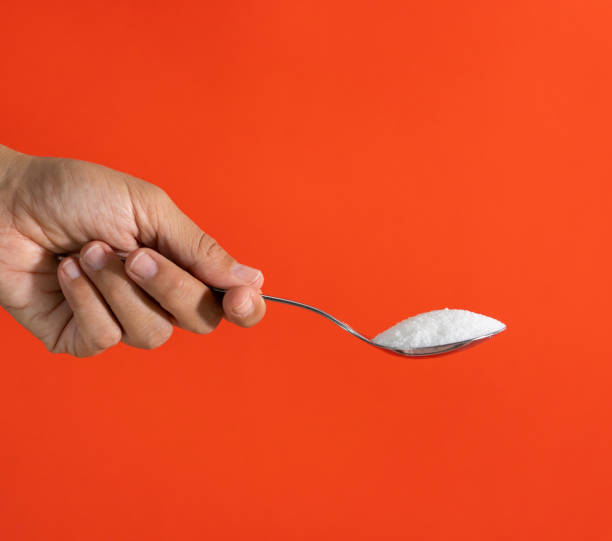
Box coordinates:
[0,156,152,353]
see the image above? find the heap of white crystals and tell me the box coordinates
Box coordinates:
[373,308,505,349]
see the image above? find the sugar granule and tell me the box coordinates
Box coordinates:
[373,308,505,349]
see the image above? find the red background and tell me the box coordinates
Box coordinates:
[1,1,611,539]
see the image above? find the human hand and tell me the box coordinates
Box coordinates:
[0,145,265,357]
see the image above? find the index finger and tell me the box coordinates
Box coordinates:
[125,248,265,331]
[130,185,264,290]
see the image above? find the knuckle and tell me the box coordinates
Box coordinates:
[190,312,222,335]
[191,324,213,335]
[204,238,220,260]
[196,232,225,263]
[167,275,188,300]
[131,183,171,234]
[150,183,169,201]
[134,321,173,350]
[90,327,122,352]
[158,276,190,314]
[138,180,168,202]
[144,184,172,213]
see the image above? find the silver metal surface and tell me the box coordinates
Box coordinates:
[213,288,505,357]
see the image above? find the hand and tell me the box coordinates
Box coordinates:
[0,145,266,357]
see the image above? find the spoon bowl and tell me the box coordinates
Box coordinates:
[371,327,506,357]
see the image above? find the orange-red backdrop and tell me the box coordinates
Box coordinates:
[1,1,611,540]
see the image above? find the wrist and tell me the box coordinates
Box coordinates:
[0,145,19,186]
[0,145,11,183]
[0,145,29,218]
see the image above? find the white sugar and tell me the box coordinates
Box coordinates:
[373,308,505,349]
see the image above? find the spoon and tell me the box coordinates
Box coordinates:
[213,289,505,357]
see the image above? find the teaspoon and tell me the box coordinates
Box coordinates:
[213,289,505,357]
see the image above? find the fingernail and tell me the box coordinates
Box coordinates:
[62,258,81,280]
[130,252,158,280]
[83,245,107,271]
[232,263,263,287]
[233,293,254,317]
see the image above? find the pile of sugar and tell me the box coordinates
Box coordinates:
[373,308,505,349]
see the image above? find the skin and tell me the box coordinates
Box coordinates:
[0,144,266,357]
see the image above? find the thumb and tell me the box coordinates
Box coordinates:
[134,187,263,290]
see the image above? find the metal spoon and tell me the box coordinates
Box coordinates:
[214,289,506,357]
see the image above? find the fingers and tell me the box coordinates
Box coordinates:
[124,248,265,330]
[57,257,123,357]
[124,248,223,333]
[79,241,173,350]
[132,186,264,290]
[60,234,265,356]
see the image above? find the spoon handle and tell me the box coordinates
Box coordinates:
[212,288,371,344]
